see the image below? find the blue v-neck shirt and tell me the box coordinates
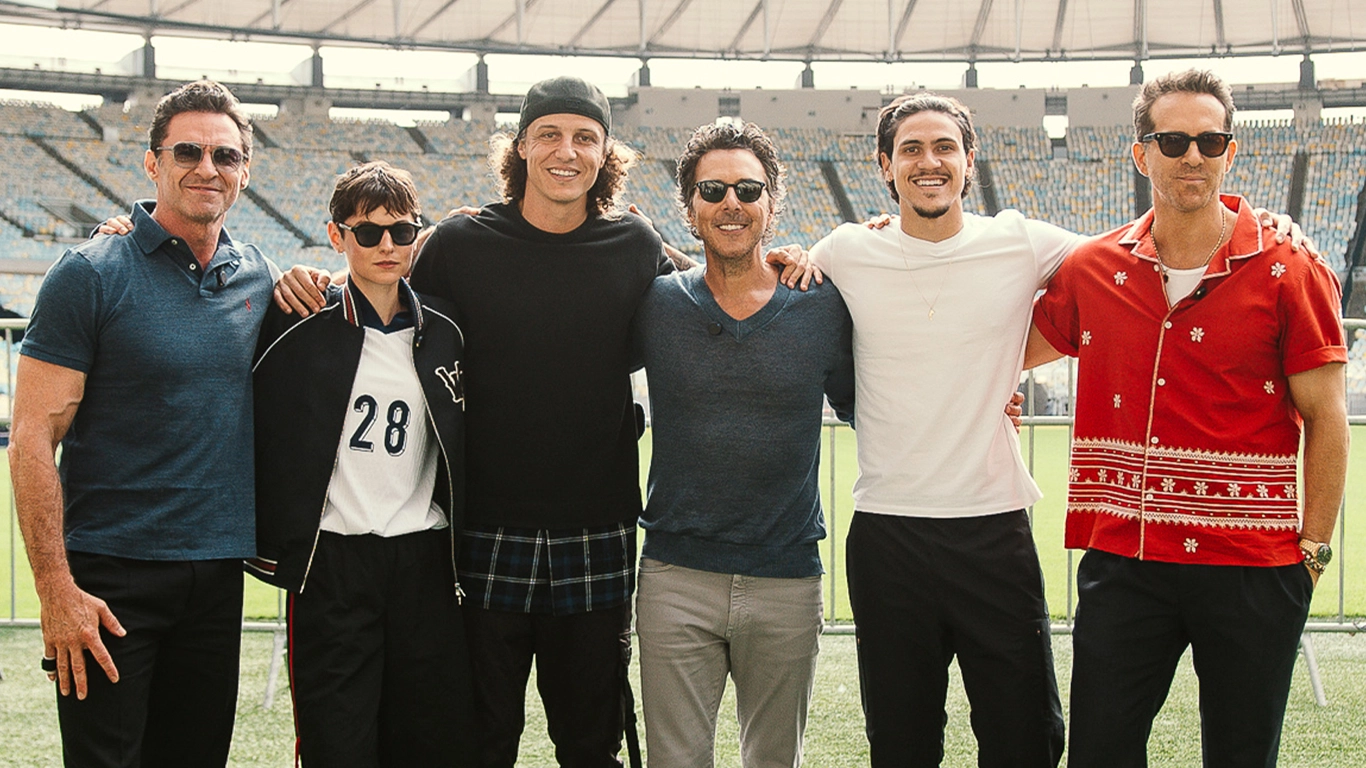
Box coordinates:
[633,267,855,578]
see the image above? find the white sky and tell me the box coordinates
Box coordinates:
[1,22,1364,124]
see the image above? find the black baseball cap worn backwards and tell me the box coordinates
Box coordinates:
[518,76,612,137]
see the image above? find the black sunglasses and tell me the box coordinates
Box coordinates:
[155,141,247,171]
[1139,131,1233,159]
[336,220,422,248]
[695,179,767,204]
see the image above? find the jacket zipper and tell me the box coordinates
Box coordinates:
[415,345,464,605]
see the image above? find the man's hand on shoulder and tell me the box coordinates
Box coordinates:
[274,266,333,316]
[764,244,823,290]
[94,215,133,238]
[1252,208,1318,256]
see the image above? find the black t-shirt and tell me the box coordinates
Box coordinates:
[411,202,669,527]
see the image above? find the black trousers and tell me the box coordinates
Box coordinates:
[288,530,476,768]
[846,510,1065,768]
[462,601,632,768]
[1067,549,1314,768]
[56,553,243,768]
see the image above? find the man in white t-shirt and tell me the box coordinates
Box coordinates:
[809,92,1306,768]
[809,93,1080,767]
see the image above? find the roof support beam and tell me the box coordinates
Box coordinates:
[1050,0,1068,52]
[247,0,300,30]
[807,0,845,51]
[568,0,620,48]
[410,0,462,38]
[160,0,205,21]
[320,0,379,35]
[1133,0,1148,59]
[649,0,696,48]
[1291,0,1311,45]
[892,0,921,57]
[969,0,994,51]
[487,0,545,42]
[1212,0,1226,49]
[728,0,763,53]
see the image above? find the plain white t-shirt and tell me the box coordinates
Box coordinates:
[811,210,1083,518]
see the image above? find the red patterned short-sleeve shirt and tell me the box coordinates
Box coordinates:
[1033,196,1346,566]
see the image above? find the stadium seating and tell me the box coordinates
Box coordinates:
[0,100,1359,315]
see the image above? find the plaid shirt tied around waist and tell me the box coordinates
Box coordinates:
[457,522,636,615]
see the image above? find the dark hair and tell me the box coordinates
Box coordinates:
[148,80,252,158]
[675,121,786,243]
[489,129,636,218]
[1132,69,1235,141]
[875,93,976,201]
[329,161,422,223]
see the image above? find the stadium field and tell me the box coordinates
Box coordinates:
[2,625,1364,766]
[1,424,1364,623]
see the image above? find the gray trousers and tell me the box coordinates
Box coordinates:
[635,559,823,768]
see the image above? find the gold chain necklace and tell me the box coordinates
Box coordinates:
[1152,208,1227,283]
[894,224,962,320]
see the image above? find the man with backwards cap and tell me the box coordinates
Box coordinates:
[392,77,660,768]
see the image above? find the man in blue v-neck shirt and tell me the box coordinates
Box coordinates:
[631,121,856,768]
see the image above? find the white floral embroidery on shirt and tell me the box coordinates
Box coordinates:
[1069,467,1080,482]
[1271,262,1287,278]
[1190,327,1205,342]
[1285,485,1297,500]
[1116,471,1126,486]
[1184,538,1198,553]
[1081,330,1092,345]
[1162,478,1176,493]
[1098,468,1109,483]
[1113,394,1122,408]
[1114,271,1128,285]
[1264,381,1276,394]
[1257,484,1270,498]
[1194,481,1208,495]
[1227,482,1242,497]
[1132,475,1142,489]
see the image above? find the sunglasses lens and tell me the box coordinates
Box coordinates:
[351,224,384,248]
[696,181,725,203]
[211,146,244,170]
[1195,133,1230,157]
[1156,134,1190,158]
[734,181,765,203]
[696,180,765,204]
[389,223,419,245]
[172,142,204,166]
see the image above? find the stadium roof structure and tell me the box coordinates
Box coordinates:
[2,0,1363,65]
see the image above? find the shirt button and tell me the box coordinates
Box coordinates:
[1153,264,1160,272]
[1157,378,1166,386]
[1151,436,1160,445]
[171,239,178,245]
[189,263,196,270]
[1164,321,1172,329]
[1145,492,1154,501]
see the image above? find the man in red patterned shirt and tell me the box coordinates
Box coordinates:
[1027,69,1348,767]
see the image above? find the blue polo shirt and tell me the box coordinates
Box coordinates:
[22,201,278,560]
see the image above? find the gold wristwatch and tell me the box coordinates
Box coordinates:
[1299,538,1332,575]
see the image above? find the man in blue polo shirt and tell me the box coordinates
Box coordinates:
[10,80,277,767]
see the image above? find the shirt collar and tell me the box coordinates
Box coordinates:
[1119,194,1262,279]
[129,200,236,257]
[341,279,423,333]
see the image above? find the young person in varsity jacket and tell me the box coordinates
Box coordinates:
[247,161,475,766]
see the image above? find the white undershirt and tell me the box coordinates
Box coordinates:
[810,211,1084,518]
[320,326,446,536]
[1163,264,1208,306]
